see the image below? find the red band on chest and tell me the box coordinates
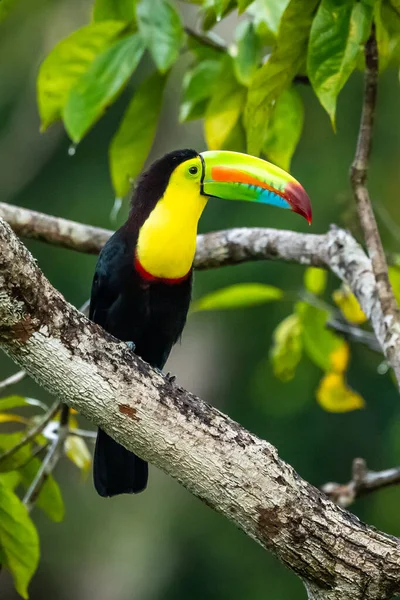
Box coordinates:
[134,254,191,285]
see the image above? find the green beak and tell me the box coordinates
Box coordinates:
[199,150,312,224]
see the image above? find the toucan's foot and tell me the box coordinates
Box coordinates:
[154,368,176,384]
[126,341,136,352]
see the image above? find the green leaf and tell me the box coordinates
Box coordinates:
[304,267,327,296]
[0,471,21,490]
[0,0,18,24]
[389,266,400,306]
[19,459,64,523]
[136,0,184,73]
[376,0,400,71]
[37,21,126,130]
[204,57,247,149]
[246,0,318,155]
[179,59,221,122]
[0,479,39,599]
[187,35,224,61]
[65,436,92,473]
[93,0,136,21]
[232,21,261,86]
[0,395,28,411]
[238,0,255,14]
[263,86,304,171]
[221,119,247,152]
[192,283,283,312]
[308,0,373,128]
[296,302,343,372]
[213,0,230,18]
[0,433,31,473]
[63,33,145,142]
[110,71,166,197]
[270,313,302,382]
[247,0,290,42]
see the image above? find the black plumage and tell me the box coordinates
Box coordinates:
[90,150,197,497]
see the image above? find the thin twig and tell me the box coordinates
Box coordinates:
[322,458,400,508]
[0,401,60,463]
[68,428,96,440]
[0,369,26,393]
[23,404,69,510]
[326,317,381,353]
[350,25,399,319]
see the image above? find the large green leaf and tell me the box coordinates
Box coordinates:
[296,302,342,372]
[247,0,290,42]
[232,21,260,86]
[136,0,184,73]
[19,459,64,523]
[213,0,231,18]
[263,86,304,171]
[63,33,145,142]
[110,71,166,197]
[192,283,283,312]
[375,0,400,71]
[238,0,255,13]
[0,395,28,411]
[246,0,318,155]
[37,21,126,130]
[270,313,303,381]
[0,480,39,599]
[0,433,31,473]
[308,0,373,128]
[179,59,221,122]
[93,0,136,21]
[204,57,247,149]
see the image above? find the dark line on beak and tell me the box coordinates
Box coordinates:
[199,154,206,196]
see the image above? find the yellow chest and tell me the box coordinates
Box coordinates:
[136,184,208,280]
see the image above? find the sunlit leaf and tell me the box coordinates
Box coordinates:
[213,0,230,17]
[296,302,344,372]
[263,86,304,171]
[0,471,21,490]
[238,0,255,13]
[0,413,27,424]
[308,0,373,128]
[0,479,39,599]
[247,0,290,43]
[19,459,64,523]
[304,267,327,296]
[329,342,350,374]
[110,71,166,197]
[63,33,145,142]
[0,396,28,411]
[232,21,260,86]
[317,372,365,412]
[37,21,126,130]
[65,436,92,473]
[136,0,184,73]
[179,59,221,123]
[389,266,400,306]
[205,57,247,149]
[246,0,318,155]
[0,433,32,473]
[221,119,247,152]
[192,283,283,312]
[93,0,136,21]
[270,313,302,381]
[332,285,367,324]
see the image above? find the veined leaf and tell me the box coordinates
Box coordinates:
[65,436,92,473]
[246,0,318,155]
[247,0,290,42]
[304,267,327,296]
[296,302,344,372]
[110,71,166,197]
[232,21,261,86]
[332,285,367,324]
[0,479,39,599]
[63,33,145,142]
[192,283,283,312]
[19,459,64,523]
[270,313,303,381]
[37,21,126,130]
[93,0,136,21]
[205,57,247,149]
[308,0,373,128]
[317,372,365,412]
[179,59,221,123]
[136,0,184,73]
[263,86,304,171]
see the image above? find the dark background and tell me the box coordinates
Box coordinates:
[1,1,400,598]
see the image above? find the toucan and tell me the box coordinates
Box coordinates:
[89,149,312,497]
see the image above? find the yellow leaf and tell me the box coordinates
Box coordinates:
[304,267,327,295]
[316,372,365,412]
[329,342,350,374]
[332,285,367,324]
[65,436,92,473]
[0,414,27,424]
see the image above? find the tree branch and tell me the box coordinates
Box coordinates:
[322,458,400,508]
[1,220,400,598]
[350,26,400,376]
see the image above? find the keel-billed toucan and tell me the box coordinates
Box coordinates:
[89,149,312,497]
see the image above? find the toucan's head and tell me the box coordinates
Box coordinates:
[133,148,312,225]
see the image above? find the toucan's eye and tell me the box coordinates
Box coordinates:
[189,166,198,175]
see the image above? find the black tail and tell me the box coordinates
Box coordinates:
[93,428,148,497]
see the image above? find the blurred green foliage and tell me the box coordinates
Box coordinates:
[1,0,400,599]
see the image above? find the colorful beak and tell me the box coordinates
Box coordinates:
[199,150,312,224]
